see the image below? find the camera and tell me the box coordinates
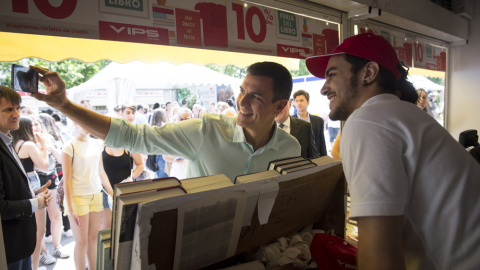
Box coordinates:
[11,64,38,93]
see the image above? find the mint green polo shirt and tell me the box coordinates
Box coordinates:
[104,113,300,182]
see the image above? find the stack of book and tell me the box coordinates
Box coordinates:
[97,229,112,270]
[110,175,233,270]
[267,156,317,174]
[98,155,344,270]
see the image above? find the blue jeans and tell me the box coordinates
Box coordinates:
[328,127,340,143]
[7,256,32,270]
[154,155,169,178]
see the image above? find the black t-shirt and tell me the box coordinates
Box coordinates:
[102,149,133,186]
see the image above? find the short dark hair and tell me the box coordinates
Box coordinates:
[246,62,292,102]
[0,85,21,106]
[344,54,417,104]
[396,63,418,104]
[11,117,34,146]
[293,90,310,102]
[51,113,61,122]
[181,99,187,105]
[121,103,136,113]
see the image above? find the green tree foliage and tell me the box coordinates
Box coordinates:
[289,59,310,77]
[177,88,191,101]
[177,88,197,108]
[0,58,111,89]
[427,76,445,86]
[205,64,247,79]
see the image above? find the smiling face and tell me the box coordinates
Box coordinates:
[121,107,136,123]
[0,97,21,135]
[320,55,361,121]
[236,74,285,136]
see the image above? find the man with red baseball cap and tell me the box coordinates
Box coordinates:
[306,33,480,270]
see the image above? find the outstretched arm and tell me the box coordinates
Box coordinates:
[30,66,111,140]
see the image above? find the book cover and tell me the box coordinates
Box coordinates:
[181,174,233,193]
[310,155,337,166]
[111,177,181,259]
[267,156,305,171]
[280,163,317,174]
[274,159,314,173]
[234,170,280,184]
[114,187,186,270]
[97,229,112,270]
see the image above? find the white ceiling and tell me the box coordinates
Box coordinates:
[304,0,468,43]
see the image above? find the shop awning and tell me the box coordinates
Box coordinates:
[409,67,445,79]
[0,32,300,70]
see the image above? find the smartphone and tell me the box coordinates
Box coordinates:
[11,64,38,93]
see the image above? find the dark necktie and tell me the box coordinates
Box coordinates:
[279,123,285,129]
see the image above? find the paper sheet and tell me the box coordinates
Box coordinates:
[257,181,280,225]
[174,191,246,270]
[131,185,252,269]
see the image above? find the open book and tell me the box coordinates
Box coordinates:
[112,174,233,270]
[110,177,183,270]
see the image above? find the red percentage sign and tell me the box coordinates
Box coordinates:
[263,8,274,24]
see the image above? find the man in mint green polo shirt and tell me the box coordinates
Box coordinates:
[31,62,300,182]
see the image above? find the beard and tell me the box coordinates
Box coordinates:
[329,75,360,121]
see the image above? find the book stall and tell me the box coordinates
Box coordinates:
[98,156,350,270]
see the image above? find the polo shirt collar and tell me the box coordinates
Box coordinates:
[232,123,246,143]
[232,123,280,152]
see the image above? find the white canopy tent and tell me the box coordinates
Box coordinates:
[67,61,243,113]
[408,75,445,92]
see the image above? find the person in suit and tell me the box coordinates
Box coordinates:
[0,85,52,270]
[275,100,318,158]
[292,90,327,156]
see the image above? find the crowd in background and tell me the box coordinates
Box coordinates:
[12,97,238,269]
[15,91,347,269]
[12,83,440,270]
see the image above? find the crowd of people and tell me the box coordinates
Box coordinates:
[2,34,480,270]
[3,94,265,269]
[6,79,325,270]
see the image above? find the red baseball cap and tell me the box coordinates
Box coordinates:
[306,33,401,80]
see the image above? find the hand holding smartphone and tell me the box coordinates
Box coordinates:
[11,64,39,93]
